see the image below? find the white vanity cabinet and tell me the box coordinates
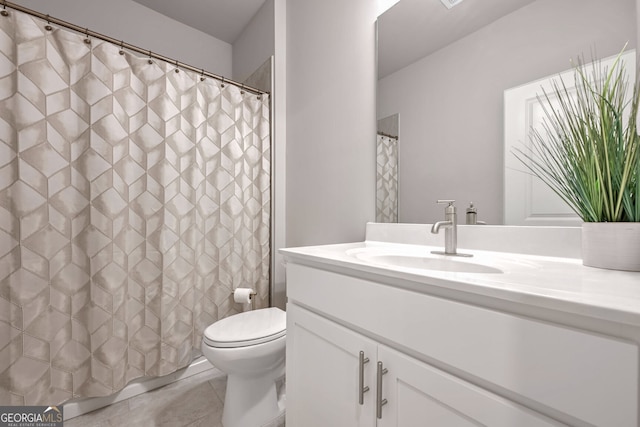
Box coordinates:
[288,304,558,427]
[284,261,639,427]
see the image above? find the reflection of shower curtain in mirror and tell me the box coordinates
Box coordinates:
[0,10,270,405]
[376,134,398,223]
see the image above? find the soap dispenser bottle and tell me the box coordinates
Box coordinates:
[465,202,486,225]
[465,203,477,224]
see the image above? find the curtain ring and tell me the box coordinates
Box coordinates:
[220,77,225,88]
[44,15,52,31]
[240,84,245,95]
[200,69,205,82]
[119,40,125,55]
[83,28,91,44]
[147,50,153,65]
[175,59,179,73]
[1,1,9,17]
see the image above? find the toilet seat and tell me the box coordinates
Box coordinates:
[203,307,286,348]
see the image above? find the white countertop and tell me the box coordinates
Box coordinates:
[280,239,640,328]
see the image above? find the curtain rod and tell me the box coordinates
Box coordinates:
[377,131,398,139]
[0,0,268,96]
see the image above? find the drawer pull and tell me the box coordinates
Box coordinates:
[359,351,370,405]
[376,361,388,419]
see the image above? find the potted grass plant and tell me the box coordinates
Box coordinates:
[514,49,640,271]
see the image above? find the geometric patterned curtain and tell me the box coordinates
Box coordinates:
[0,10,270,406]
[376,133,398,223]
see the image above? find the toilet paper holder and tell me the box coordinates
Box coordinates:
[248,291,256,310]
[231,289,257,310]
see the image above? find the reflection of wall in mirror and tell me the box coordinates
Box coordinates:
[377,0,636,225]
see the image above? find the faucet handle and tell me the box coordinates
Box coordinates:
[436,200,456,214]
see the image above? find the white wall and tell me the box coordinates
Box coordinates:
[232,0,275,83]
[17,0,232,76]
[272,0,287,308]
[286,0,377,247]
[378,0,636,225]
[378,0,402,15]
[232,0,287,308]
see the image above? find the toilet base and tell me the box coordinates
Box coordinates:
[222,372,282,427]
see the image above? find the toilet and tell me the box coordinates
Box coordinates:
[201,307,286,427]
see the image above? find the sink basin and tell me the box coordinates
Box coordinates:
[358,255,502,274]
[362,254,503,274]
[347,247,504,274]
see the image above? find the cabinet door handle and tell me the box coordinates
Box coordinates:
[358,351,370,405]
[376,361,388,419]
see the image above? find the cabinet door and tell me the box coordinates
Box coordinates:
[377,345,564,427]
[286,304,377,427]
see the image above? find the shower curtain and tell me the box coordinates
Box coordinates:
[376,134,398,223]
[0,11,270,405]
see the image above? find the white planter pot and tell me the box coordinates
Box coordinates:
[582,223,640,271]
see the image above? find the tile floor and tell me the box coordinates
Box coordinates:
[64,368,286,427]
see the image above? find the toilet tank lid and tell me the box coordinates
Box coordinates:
[203,307,286,345]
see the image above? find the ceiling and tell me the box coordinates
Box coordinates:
[132,0,268,44]
[377,0,537,79]
[132,0,537,76]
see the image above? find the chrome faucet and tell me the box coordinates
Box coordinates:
[431,200,472,257]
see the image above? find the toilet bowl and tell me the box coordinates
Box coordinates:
[201,307,286,427]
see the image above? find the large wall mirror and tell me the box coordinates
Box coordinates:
[376,0,636,225]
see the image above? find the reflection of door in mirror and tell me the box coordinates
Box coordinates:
[504,50,636,226]
[377,114,399,222]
